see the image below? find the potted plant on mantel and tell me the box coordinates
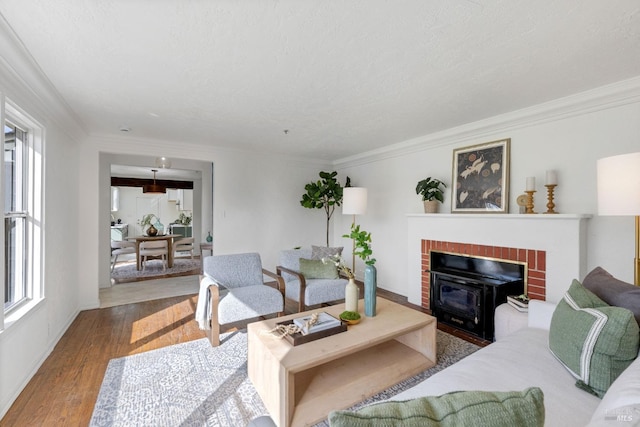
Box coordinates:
[416,177,447,213]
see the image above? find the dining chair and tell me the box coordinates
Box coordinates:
[139,240,169,271]
[174,237,195,259]
[110,240,136,272]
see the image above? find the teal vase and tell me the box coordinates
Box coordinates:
[206,231,213,243]
[154,220,164,236]
[364,264,377,317]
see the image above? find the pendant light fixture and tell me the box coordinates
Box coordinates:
[142,169,166,194]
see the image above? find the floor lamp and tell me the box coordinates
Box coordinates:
[597,152,640,285]
[342,187,368,274]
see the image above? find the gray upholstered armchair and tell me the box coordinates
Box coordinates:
[197,253,284,346]
[277,247,348,313]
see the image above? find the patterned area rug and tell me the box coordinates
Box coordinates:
[111,258,201,283]
[90,329,479,427]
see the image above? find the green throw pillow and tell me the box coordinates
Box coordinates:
[549,279,640,398]
[299,258,338,279]
[328,388,544,427]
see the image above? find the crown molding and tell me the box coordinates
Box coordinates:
[91,133,333,168]
[0,15,87,143]
[333,75,640,168]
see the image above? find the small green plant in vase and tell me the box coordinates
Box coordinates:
[416,177,446,213]
[138,213,160,236]
[343,224,376,266]
[322,255,354,279]
[343,223,377,317]
[323,254,359,313]
[176,212,192,226]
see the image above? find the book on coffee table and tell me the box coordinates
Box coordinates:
[293,312,341,335]
[276,312,347,346]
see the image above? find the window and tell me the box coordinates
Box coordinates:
[4,122,28,310]
[2,102,43,323]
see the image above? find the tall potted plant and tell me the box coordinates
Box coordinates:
[416,177,447,213]
[344,224,377,317]
[300,171,350,246]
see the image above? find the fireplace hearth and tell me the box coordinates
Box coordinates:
[429,251,525,341]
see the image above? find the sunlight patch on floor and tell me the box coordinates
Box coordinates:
[99,275,199,308]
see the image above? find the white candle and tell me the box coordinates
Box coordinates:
[526,177,535,191]
[546,170,558,185]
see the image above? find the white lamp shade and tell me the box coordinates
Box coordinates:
[597,152,640,216]
[343,187,368,215]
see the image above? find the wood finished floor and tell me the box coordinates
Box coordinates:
[0,281,489,426]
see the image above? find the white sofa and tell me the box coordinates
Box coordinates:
[251,299,640,426]
[384,300,640,426]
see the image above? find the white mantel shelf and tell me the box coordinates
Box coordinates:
[407,213,591,305]
[406,213,592,220]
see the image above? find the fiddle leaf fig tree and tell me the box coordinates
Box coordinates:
[300,171,350,246]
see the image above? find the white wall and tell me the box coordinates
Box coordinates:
[0,21,83,419]
[334,77,640,298]
[209,149,337,261]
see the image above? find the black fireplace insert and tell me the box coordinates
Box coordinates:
[429,251,525,341]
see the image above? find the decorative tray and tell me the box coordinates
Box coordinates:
[276,319,347,346]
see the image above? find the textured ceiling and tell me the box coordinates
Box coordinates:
[1,0,639,160]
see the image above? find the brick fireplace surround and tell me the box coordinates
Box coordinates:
[407,214,589,307]
[421,239,547,310]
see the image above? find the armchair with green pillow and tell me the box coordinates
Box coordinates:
[277,246,348,312]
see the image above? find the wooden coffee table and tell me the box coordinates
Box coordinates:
[247,297,437,427]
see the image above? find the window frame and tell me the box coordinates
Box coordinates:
[4,121,29,311]
[1,98,44,329]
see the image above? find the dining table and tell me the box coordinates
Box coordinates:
[131,234,181,271]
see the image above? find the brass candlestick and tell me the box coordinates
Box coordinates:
[544,184,558,214]
[524,190,536,214]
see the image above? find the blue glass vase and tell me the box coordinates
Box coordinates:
[154,220,164,236]
[364,264,377,317]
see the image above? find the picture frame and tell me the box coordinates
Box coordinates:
[451,139,510,213]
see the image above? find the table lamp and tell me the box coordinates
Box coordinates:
[597,152,640,285]
[342,187,368,273]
